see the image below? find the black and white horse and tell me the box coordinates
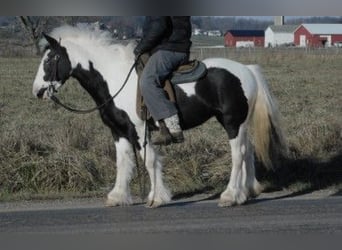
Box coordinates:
[32,26,286,207]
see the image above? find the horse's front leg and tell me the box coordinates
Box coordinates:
[106,138,135,206]
[138,129,171,208]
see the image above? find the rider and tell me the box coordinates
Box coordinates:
[134,16,192,145]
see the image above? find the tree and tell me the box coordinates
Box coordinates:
[17,16,48,55]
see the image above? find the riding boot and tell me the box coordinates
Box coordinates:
[151,120,172,145]
[152,114,184,145]
[164,114,184,143]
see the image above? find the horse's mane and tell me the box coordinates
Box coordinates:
[43,25,135,61]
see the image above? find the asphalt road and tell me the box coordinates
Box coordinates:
[1,191,341,234]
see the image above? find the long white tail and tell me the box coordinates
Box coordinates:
[247,65,287,169]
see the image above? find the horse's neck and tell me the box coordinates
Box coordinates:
[71,63,111,106]
[67,42,136,110]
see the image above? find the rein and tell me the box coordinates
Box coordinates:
[47,58,148,201]
[48,61,137,114]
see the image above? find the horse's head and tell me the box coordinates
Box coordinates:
[32,33,72,99]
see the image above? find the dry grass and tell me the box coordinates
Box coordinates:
[0,57,116,199]
[0,48,341,201]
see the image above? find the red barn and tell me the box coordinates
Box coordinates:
[294,24,342,47]
[224,30,265,47]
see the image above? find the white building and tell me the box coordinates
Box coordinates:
[192,28,202,36]
[264,25,298,47]
[207,30,222,37]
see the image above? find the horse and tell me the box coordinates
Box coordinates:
[32,26,286,208]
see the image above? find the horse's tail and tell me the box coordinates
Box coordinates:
[247,64,287,169]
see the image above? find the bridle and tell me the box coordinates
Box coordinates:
[46,55,137,114]
[45,54,61,98]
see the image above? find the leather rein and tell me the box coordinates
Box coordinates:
[47,58,137,114]
[45,52,147,202]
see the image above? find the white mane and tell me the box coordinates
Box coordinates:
[43,25,137,94]
[45,25,135,63]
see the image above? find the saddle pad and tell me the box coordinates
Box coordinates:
[171,60,207,84]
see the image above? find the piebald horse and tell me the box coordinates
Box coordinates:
[32,26,286,207]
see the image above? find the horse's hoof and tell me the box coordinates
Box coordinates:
[219,188,248,207]
[105,199,119,207]
[105,196,132,207]
[145,200,163,208]
[218,200,236,207]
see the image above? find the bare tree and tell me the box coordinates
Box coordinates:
[17,16,48,55]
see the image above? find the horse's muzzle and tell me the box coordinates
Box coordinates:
[36,87,48,99]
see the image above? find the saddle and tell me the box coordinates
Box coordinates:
[136,53,207,120]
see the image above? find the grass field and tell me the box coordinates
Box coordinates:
[0,47,341,201]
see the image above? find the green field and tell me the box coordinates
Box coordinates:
[191,35,225,47]
[0,48,341,201]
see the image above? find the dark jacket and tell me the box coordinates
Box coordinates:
[134,16,192,56]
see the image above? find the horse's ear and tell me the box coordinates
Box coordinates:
[43,32,60,50]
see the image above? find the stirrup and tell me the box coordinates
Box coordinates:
[151,121,184,146]
[151,130,172,146]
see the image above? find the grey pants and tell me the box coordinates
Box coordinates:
[139,50,188,121]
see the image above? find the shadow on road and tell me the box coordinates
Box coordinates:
[257,152,342,197]
[168,151,342,207]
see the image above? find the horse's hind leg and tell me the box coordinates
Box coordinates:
[106,138,135,206]
[218,120,262,207]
